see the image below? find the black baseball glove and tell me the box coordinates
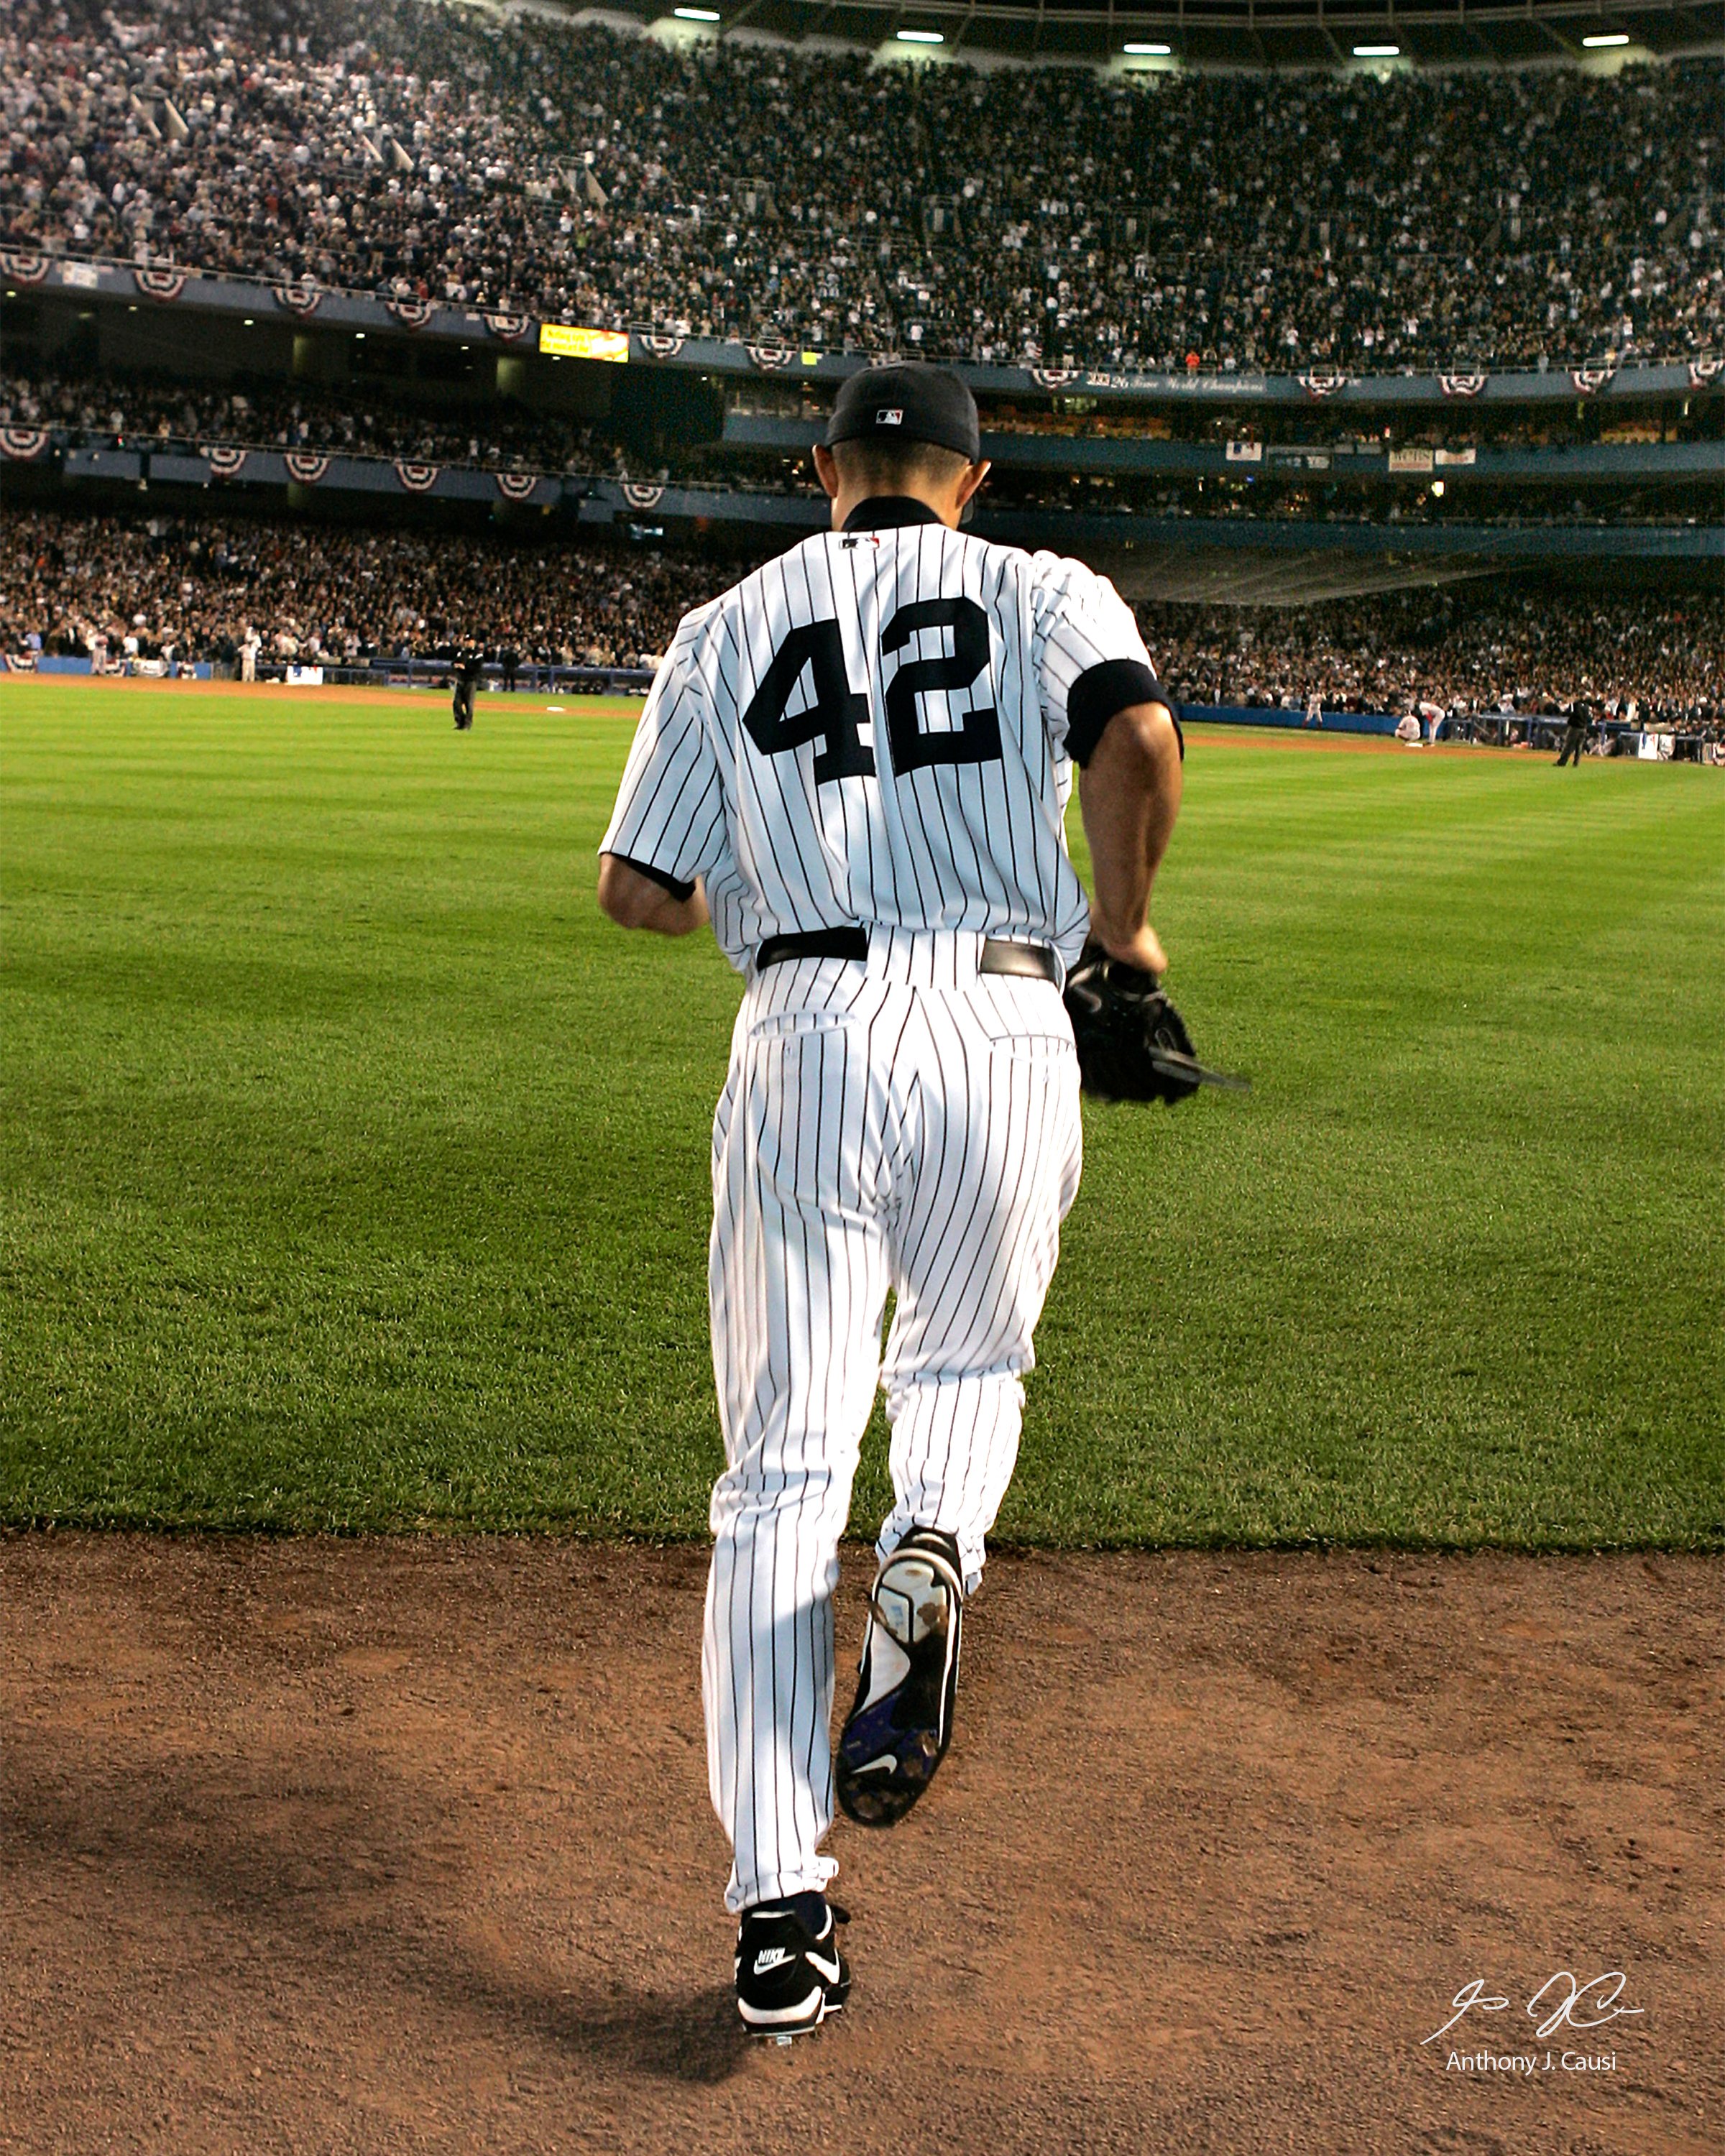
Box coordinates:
[1062,941,1247,1105]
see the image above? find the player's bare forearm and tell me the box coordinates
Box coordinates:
[1077,701,1183,974]
[597,853,711,937]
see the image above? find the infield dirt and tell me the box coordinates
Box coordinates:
[1,1536,1716,2155]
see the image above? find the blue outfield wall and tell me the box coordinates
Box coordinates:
[27,654,214,678]
[1182,704,1401,735]
[3,671,1646,745]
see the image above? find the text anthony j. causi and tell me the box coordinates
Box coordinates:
[1446,2052,1618,2074]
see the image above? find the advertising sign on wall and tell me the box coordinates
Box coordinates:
[538,325,630,363]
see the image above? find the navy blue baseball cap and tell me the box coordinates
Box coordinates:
[825,363,981,463]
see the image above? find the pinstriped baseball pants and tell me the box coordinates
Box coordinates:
[702,929,1084,1914]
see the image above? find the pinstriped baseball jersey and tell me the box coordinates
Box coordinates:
[601,494,1170,1924]
[600,499,1162,971]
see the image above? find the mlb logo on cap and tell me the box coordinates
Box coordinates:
[825,365,981,461]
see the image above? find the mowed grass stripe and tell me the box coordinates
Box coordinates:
[2,683,1721,1545]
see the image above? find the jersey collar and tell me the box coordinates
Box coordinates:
[842,496,946,532]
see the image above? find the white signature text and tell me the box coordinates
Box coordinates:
[1422,1971,1644,2047]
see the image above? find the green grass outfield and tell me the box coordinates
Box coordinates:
[3,678,1721,1547]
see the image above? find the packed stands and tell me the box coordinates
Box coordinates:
[979,471,1711,527]
[5,365,1713,527]
[0,365,650,476]
[1138,587,1725,724]
[0,507,745,669]
[4,507,1720,725]
[3,0,1721,375]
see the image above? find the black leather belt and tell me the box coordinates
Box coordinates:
[755,928,870,969]
[755,929,1058,984]
[979,940,1059,983]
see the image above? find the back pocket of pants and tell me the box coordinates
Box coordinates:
[968,976,1075,1055]
[745,1007,858,1044]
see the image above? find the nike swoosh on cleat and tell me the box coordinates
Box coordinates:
[805,1949,842,1983]
[847,1755,898,1776]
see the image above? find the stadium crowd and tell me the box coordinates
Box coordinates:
[0,508,733,669]
[1139,587,1725,726]
[4,368,1711,527]
[0,365,649,476]
[4,507,1719,727]
[978,470,1705,526]
[2,0,1721,375]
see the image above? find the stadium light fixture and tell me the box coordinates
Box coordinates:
[1581,31,1630,44]
[1123,42,1172,54]
[673,6,721,18]
[897,28,946,42]
[1353,43,1401,57]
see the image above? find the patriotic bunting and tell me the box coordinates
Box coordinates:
[134,265,188,302]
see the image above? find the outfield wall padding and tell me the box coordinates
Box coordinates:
[1180,704,1402,735]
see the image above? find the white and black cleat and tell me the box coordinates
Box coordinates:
[735,1896,850,2039]
[837,1527,965,1828]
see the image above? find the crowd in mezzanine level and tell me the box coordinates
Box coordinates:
[2,0,1721,377]
[956,405,1712,448]
[5,367,1716,525]
[0,357,815,487]
[0,364,652,474]
[969,466,1715,525]
[4,508,1721,727]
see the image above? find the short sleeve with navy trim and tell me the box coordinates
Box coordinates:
[1029,553,1179,768]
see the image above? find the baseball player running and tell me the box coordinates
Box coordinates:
[597,364,1184,2037]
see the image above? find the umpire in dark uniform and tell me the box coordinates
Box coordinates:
[452,646,483,730]
[1556,699,1592,766]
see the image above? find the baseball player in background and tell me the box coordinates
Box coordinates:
[597,364,1184,2037]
